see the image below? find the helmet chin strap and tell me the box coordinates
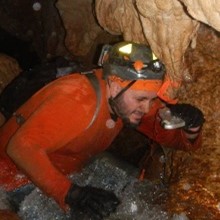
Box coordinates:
[108,80,136,121]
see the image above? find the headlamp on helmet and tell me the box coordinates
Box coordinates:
[98,42,165,81]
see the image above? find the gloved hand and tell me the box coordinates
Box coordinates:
[167,103,205,130]
[65,184,120,220]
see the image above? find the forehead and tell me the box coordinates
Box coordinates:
[127,88,158,99]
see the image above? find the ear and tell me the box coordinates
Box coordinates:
[108,80,122,98]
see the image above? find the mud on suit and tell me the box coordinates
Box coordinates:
[0,69,201,210]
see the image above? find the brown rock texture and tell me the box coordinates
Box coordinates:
[0,54,21,93]
[56,0,121,65]
[95,0,146,43]
[0,54,21,126]
[56,0,103,57]
[180,0,220,32]
[165,25,220,219]
[135,0,199,81]
[95,0,200,99]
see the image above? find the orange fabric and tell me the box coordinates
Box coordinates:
[0,69,123,209]
[0,156,31,190]
[0,69,201,210]
[109,75,162,92]
[133,60,144,71]
[157,75,181,104]
[137,99,202,151]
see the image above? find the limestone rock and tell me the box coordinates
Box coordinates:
[95,0,200,99]
[0,54,21,93]
[180,0,220,32]
[56,0,103,57]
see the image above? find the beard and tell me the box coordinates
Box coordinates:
[109,96,140,128]
[121,116,138,128]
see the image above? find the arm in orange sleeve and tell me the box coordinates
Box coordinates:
[137,100,202,152]
[6,91,95,210]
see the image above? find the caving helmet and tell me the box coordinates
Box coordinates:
[98,41,166,121]
[98,41,165,82]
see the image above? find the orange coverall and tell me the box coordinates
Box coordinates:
[0,69,201,209]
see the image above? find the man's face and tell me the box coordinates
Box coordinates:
[113,88,157,127]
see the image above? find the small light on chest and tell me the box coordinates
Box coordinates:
[105,118,116,129]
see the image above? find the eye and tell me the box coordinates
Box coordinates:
[151,97,157,102]
[136,97,148,102]
[149,97,157,105]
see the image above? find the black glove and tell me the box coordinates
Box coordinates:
[65,184,120,220]
[167,103,205,130]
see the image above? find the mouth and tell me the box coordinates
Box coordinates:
[130,111,144,121]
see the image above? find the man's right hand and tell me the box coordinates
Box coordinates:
[65,184,120,220]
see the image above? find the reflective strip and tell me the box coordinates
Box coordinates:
[84,73,101,129]
[13,112,26,126]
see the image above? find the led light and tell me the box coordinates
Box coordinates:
[119,44,132,54]
[32,2,41,11]
[152,52,157,60]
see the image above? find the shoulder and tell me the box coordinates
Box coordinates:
[34,73,95,99]
[49,69,104,92]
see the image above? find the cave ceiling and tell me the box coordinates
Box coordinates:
[0,0,219,78]
[0,0,219,96]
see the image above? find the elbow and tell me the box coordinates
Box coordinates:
[7,140,16,158]
[6,137,25,162]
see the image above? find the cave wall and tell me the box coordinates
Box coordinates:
[0,0,220,75]
[96,0,199,86]
[167,25,220,219]
[0,0,68,61]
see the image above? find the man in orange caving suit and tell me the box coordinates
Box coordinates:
[0,42,204,219]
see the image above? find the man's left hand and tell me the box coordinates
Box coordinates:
[167,103,205,136]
